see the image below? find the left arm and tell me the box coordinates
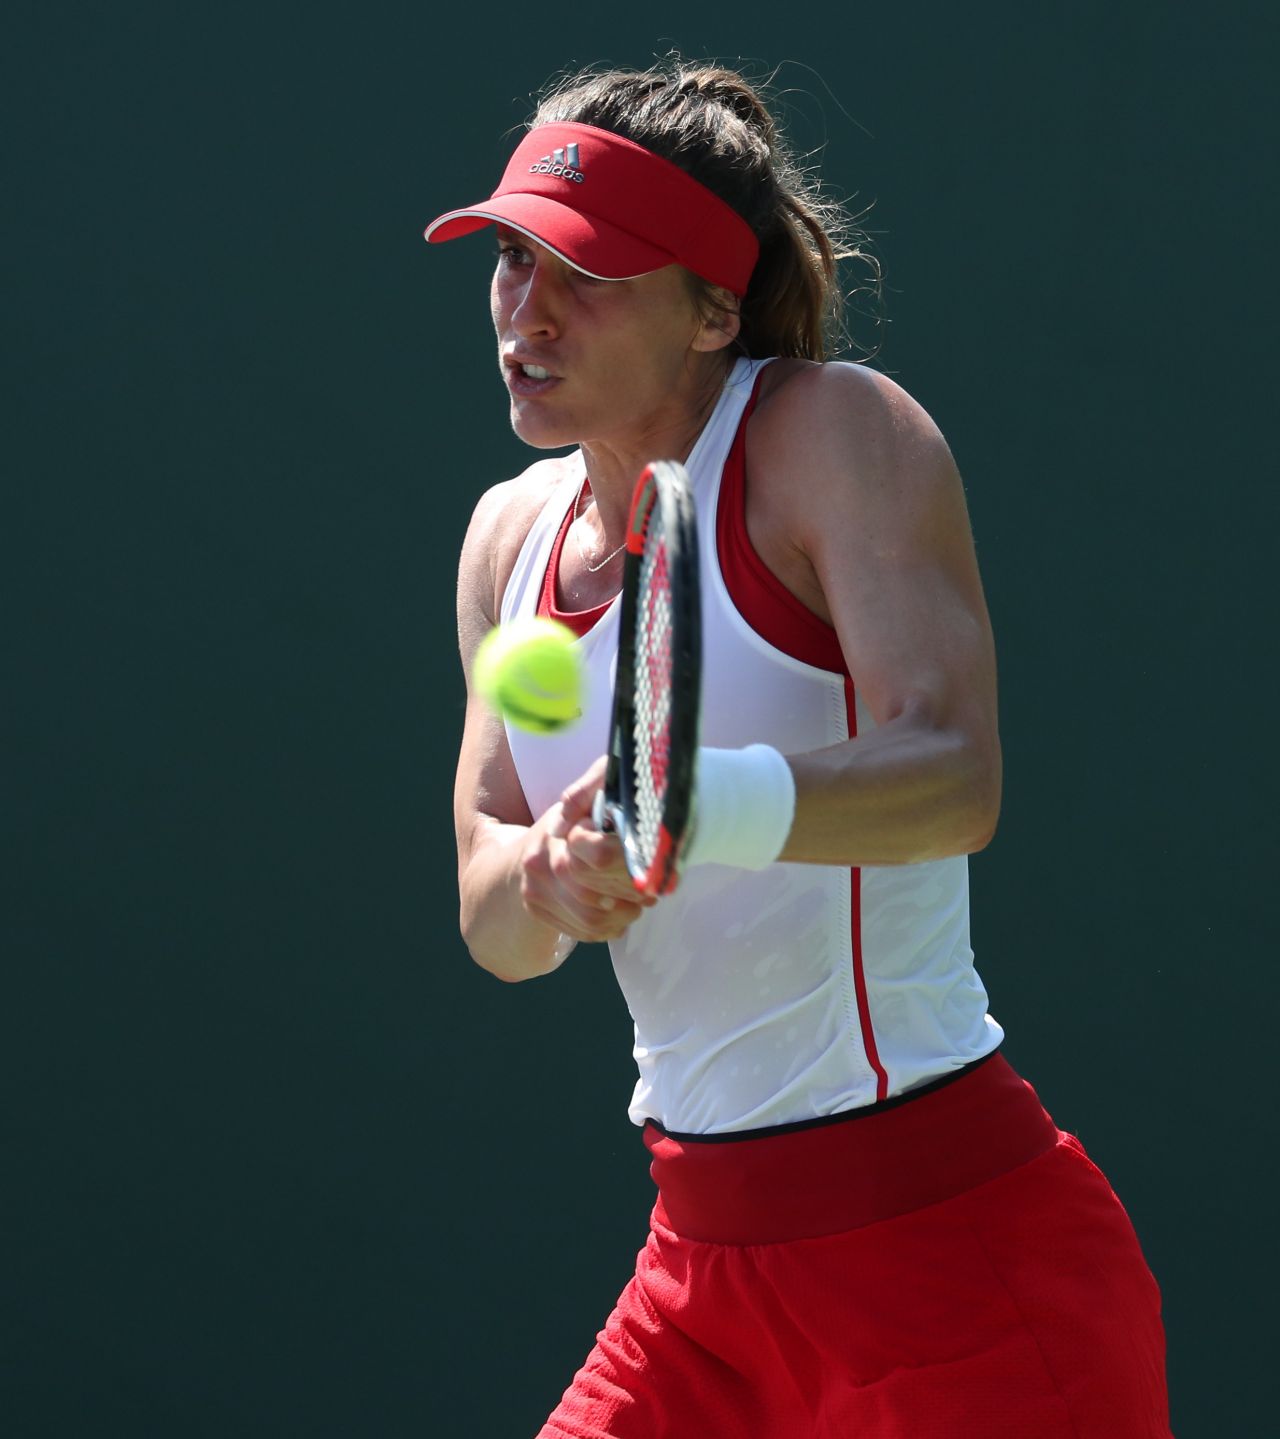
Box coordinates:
[750,362,1001,866]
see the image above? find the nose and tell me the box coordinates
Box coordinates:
[509,257,564,340]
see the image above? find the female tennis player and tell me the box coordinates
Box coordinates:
[431,59,1171,1438]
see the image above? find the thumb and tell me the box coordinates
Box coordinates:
[559,755,609,827]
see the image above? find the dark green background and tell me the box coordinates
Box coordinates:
[8,4,1273,1435]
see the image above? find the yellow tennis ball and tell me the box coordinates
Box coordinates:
[473,617,583,734]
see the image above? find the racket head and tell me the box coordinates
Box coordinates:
[600,460,701,896]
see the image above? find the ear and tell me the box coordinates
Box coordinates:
[691,287,742,353]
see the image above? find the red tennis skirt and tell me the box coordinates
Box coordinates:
[539,1053,1171,1438]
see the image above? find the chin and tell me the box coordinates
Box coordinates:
[509,406,578,451]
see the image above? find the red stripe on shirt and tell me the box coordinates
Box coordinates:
[537,481,611,637]
[715,373,885,1100]
[715,367,846,672]
[845,675,888,1102]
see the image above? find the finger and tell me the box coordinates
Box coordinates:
[522,827,650,935]
[551,836,644,902]
[564,823,629,873]
[558,755,609,826]
[549,846,632,903]
[564,830,660,906]
[523,879,648,943]
[541,800,572,841]
[524,849,621,914]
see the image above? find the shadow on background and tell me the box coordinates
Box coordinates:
[7,4,1272,1435]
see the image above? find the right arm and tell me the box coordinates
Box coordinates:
[454,476,650,982]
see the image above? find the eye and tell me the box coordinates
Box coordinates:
[495,240,531,268]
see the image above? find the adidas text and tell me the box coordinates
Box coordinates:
[530,144,584,184]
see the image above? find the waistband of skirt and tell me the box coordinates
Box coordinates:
[643,1051,1059,1244]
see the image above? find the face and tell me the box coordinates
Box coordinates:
[489,227,735,452]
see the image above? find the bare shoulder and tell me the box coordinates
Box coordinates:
[754,361,953,485]
[750,360,965,548]
[755,357,934,420]
[457,454,575,644]
[736,358,982,641]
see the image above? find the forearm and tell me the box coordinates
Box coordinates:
[780,714,1000,867]
[459,824,572,982]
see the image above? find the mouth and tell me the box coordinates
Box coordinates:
[503,355,562,397]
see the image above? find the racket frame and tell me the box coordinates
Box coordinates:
[599,460,701,897]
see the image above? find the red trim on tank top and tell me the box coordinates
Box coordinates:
[537,479,611,638]
[716,367,847,674]
[845,677,888,1102]
[719,371,886,1098]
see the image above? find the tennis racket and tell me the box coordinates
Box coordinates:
[594,460,701,897]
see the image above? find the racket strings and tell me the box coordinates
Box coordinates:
[633,530,674,866]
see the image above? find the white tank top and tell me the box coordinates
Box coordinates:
[500,357,1003,1134]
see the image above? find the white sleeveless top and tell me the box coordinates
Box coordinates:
[500,357,1003,1134]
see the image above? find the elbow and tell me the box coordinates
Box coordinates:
[962,742,1002,854]
[459,898,562,984]
[486,966,528,984]
[462,936,530,984]
[964,813,999,855]
[462,936,515,982]
[921,721,1000,857]
[456,855,524,981]
[459,906,528,983]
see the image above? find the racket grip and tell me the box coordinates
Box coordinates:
[592,786,611,833]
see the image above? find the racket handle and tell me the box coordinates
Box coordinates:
[592,786,611,833]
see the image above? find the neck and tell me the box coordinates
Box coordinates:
[578,360,731,537]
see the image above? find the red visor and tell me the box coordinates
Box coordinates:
[424,122,759,297]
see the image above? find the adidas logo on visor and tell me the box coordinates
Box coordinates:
[529,143,584,184]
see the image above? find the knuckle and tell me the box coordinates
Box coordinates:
[521,839,549,875]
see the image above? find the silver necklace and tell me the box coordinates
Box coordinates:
[572,477,626,573]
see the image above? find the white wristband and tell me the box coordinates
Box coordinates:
[682,745,796,871]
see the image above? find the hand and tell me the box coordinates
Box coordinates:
[519,757,656,943]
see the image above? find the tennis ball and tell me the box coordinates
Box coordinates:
[473,617,583,734]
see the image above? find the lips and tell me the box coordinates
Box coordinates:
[503,353,562,397]
[504,351,560,376]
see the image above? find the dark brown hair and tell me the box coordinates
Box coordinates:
[531,58,878,361]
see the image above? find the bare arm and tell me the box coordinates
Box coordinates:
[748,363,1001,866]
[454,476,650,981]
